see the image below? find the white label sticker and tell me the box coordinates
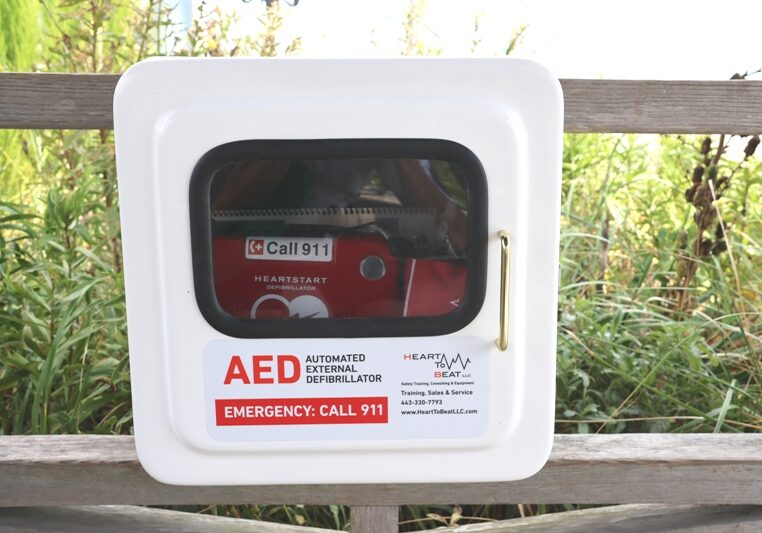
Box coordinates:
[245,236,333,262]
[203,337,490,441]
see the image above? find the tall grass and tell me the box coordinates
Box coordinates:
[556,134,762,435]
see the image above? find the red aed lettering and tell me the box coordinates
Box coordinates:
[277,354,301,384]
[223,354,302,385]
[223,355,251,385]
[253,355,274,384]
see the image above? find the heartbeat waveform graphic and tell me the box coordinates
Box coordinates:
[437,353,471,370]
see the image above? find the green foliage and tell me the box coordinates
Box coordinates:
[38,0,174,73]
[0,0,42,70]
[0,176,130,435]
[0,0,43,202]
[556,133,762,434]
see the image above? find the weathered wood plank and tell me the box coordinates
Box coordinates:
[350,505,398,533]
[0,505,339,533]
[1,434,761,507]
[441,504,762,532]
[1,73,761,133]
[562,79,762,134]
[0,73,117,130]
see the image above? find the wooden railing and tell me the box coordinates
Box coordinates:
[1,74,762,133]
[1,73,761,532]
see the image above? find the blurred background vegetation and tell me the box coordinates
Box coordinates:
[0,0,760,529]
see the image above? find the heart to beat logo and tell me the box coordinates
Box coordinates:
[251,294,329,319]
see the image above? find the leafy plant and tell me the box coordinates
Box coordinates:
[0,176,130,435]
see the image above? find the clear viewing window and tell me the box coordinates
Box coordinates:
[190,140,487,338]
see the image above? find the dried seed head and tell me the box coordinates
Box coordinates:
[700,239,713,256]
[701,137,712,155]
[685,183,698,202]
[712,240,728,255]
[693,183,711,207]
[697,206,718,229]
[745,135,760,158]
[692,166,704,183]
[715,222,725,239]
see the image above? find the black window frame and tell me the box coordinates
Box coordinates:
[189,138,488,338]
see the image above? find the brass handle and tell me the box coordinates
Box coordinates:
[496,231,511,351]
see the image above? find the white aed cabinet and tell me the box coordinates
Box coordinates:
[113,57,563,485]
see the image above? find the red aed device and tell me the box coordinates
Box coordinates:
[211,206,468,321]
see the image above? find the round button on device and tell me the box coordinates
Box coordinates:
[360,255,387,281]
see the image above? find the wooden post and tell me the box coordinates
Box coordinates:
[350,505,398,533]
